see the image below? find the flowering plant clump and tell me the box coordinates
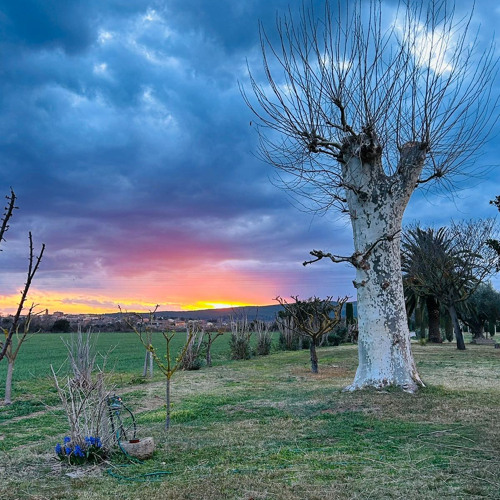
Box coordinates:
[55,435,105,465]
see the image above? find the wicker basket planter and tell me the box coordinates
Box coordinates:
[120,437,154,460]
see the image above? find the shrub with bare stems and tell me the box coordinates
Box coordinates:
[180,321,204,371]
[254,320,272,356]
[51,329,112,460]
[229,315,252,360]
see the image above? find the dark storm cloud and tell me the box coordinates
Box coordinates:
[0,0,349,302]
[0,0,96,53]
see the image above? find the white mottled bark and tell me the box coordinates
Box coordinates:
[342,140,426,392]
[4,360,14,405]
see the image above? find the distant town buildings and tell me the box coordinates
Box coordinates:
[0,310,221,332]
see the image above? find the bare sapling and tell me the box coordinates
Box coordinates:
[2,304,39,405]
[229,314,252,360]
[121,305,194,430]
[203,326,224,367]
[62,325,99,388]
[276,296,348,373]
[276,313,299,351]
[0,190,45,362]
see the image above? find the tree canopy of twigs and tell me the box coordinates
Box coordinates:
[243,0,498,213]
[275,295,348,373]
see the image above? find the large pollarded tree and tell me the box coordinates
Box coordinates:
[244,0,498,391]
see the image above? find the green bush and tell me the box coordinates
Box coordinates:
[278,331,300,351]
[230,333,251,360]
[51,319,71,333]
[327,325,348,346]
[256,334,272,356]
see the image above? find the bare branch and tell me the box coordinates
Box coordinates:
[0,189,17,250]
[304,230,401,269]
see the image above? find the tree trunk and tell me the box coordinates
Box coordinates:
[448,304,466,350]
[206,343,212,367]
[419,304,427,340]
[444,311,453,342]
[309,341,318,374]
[165,376,171,430]
[142,351,148,377]
[342,140,426,392]
[414,304,423,339]
[471,322,484,340]
[488,320,495,338]
[426,296,442,343]
[4,360,14,405]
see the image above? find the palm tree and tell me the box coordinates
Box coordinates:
[402,227,448,343]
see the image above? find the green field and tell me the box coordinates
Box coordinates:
[0,333,499,499]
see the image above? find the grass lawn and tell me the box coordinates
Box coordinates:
[0,333,499,499]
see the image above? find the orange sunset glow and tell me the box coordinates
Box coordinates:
[0,264,284,315]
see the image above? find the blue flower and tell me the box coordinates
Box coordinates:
[74,445,85,457]
[55,443,62,454]
[96,438,102,448]
[64,436,71,443]
[65,446,71,455]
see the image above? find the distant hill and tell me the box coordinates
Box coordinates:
[153,301,357,322]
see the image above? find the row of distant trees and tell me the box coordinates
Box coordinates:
[0,315,131,334]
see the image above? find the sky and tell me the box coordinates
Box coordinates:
[0,0,499,315]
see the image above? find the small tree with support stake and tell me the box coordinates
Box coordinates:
[121,305,193,430]
[276,296,348,373]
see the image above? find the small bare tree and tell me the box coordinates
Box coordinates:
[2,304,39,405]
[254,319,272,356]
[51,330,112,458]
[275,296,348,373]
[276,313,300,350]
[244,0,498,391]
[203,327,224,367]
[62,325,99,388]
[0,190,45,362]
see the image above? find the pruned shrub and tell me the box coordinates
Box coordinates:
[51,329,112,461]
[180,322,204,370]
[229,316,251,360]
[255,320,272,356]
[276,314,300,351]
